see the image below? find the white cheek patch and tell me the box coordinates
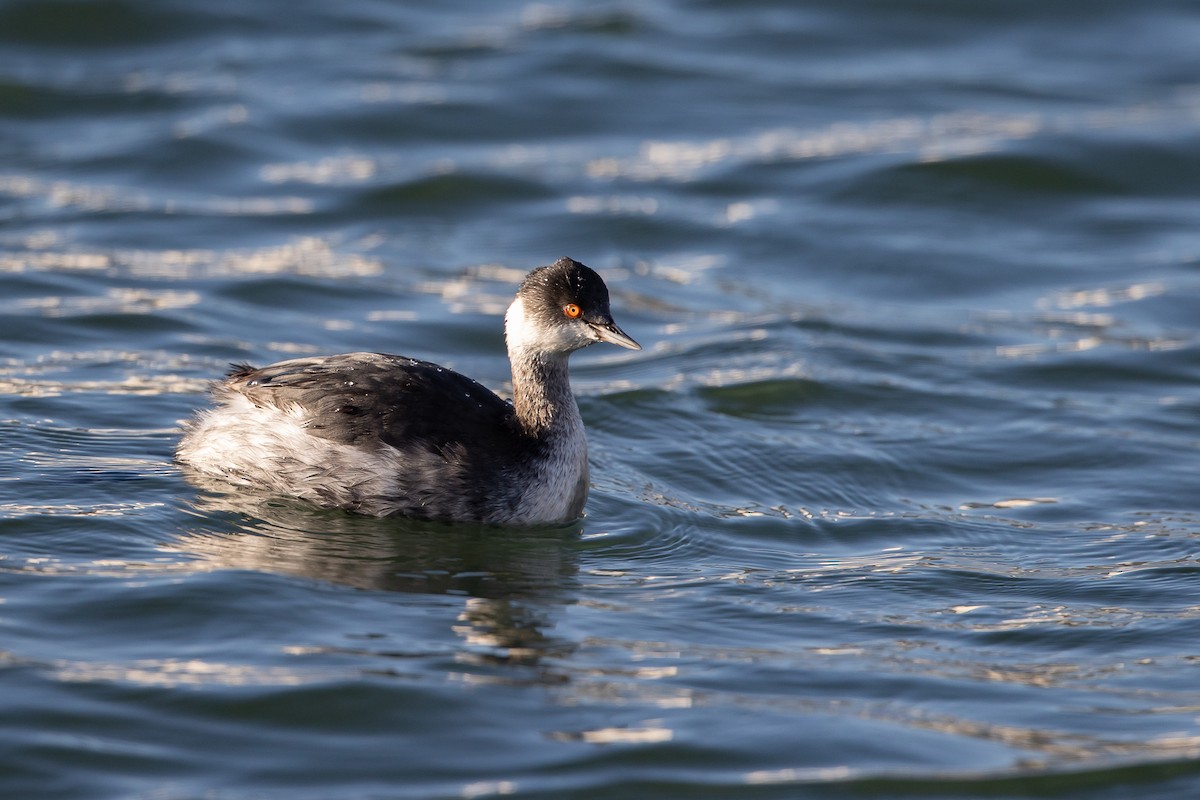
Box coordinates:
[505,296,593,356]
[505,297,537,353]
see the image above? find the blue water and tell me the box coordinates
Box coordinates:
[4,1,1200,798]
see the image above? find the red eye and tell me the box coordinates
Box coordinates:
[563,303,582,319]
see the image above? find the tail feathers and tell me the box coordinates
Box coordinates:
[226,362,259,380]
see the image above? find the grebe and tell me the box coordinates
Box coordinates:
[176,257,641,525]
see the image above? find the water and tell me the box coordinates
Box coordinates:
[3,0,1200,797]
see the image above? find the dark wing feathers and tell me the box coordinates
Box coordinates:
[222,352,523,453]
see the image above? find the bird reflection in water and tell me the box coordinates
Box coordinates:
[173,473,582,672]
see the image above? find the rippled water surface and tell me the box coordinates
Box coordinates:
[4,1,1200,798]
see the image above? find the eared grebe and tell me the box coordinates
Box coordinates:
[176,257,641,525]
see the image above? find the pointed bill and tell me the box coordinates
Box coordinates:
[591,321,641,350]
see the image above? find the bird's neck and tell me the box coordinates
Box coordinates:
[509,349,580,437]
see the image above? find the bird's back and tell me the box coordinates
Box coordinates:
[178,353,544,521]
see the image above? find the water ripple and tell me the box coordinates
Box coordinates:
[4,0,1200,796]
